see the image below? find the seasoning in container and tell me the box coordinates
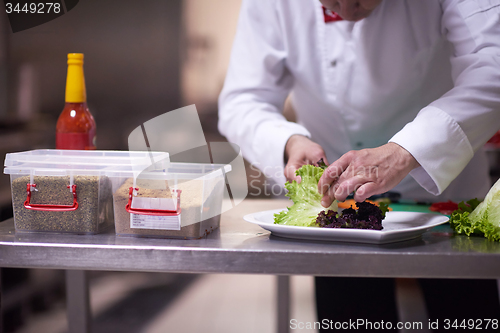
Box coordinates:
[11,175,113,234]
[4,149,172,235]
[113,177,223,239]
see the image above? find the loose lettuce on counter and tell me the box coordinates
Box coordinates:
[274,164,338,227]
[449,178,500,242]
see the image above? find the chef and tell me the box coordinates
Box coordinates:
[218,0,500,328]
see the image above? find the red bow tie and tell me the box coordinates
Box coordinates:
[323,6,343,23]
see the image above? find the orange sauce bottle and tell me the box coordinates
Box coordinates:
[56,53,96,150]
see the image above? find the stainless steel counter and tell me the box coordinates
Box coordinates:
[1,198,500,333]
[1,199,500,279]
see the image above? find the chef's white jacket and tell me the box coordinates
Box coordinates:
[218,0,500,201]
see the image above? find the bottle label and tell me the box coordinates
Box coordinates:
[56,131,96,150]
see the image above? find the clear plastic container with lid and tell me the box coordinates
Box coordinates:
[109,162,231,239]
[4,149,170,234]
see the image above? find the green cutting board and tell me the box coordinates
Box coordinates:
[389,202,432,213]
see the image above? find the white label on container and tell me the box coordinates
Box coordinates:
[130,214,181,230]
[131,197,177,210]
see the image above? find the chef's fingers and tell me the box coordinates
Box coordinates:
[318,152,352,195]
[320,181,339,208]
[321,174,372,207]
[333,174,369,202]
[318,156,330,166]
[284,135,329,184]
[353,182,379,202]
[320,162,356,207]
[284,160,303,183]
[285,154,329,184]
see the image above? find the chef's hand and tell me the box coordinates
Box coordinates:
[284,135,329,183]
[318,143,420,207]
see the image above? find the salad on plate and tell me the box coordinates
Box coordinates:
[274,162,389,230]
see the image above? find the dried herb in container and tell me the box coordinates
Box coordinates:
[113,177,222,239]
[11,175,113,234]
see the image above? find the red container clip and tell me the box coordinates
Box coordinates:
[24,183,79,212]
[125,187,181,216]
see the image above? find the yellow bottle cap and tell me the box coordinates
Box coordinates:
[65,53,86,103]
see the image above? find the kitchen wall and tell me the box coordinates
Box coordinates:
[0,10,7,120]
[5,0,184,149]
[181,0,241,114]
[3,0,244,149]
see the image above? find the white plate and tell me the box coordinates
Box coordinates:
[243,209,449,244]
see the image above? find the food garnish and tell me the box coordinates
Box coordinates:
[274,164,338,227]
[338,199,392,210]
[273,162,388,230]
[449,178,500,242]
[316,201,389,230]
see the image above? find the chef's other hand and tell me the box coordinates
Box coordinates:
[318,143,420,206]
[284,135,329,183]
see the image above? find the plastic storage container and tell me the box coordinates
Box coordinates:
[110,162,231,239]
[4,149,170,234]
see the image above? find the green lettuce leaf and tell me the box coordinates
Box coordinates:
[449,179,500,242]
[274,164,338,227]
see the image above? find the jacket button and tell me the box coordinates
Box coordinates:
[330,60,337,67]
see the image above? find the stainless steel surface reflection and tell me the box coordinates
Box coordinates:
[0,199,499,278]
